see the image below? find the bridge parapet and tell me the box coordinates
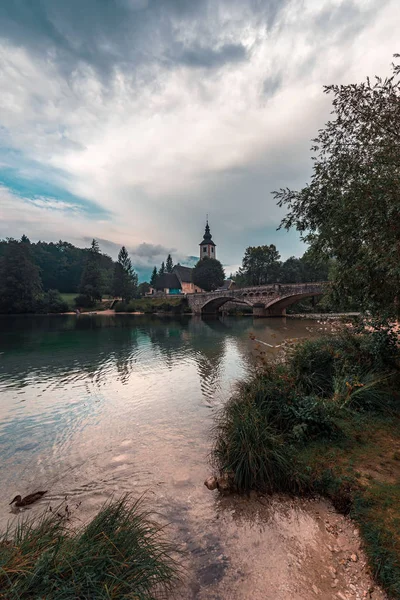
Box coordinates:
[187,282,327,316]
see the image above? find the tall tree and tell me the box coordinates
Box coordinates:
[0,239,42,313]
[239,244,281,286]
[150,266,158,286]
[166,254,174,273]
[159,262,166,276]
[192,256,225,292]
[79,239,104,305]
[274,56,400,317]
[112,246,138,302]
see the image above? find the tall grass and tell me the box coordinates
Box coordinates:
[0,497,179,599]
[212,328,399,496]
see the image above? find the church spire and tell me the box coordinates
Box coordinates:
[199,217,216,259]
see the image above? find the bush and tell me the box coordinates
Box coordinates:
[213,392,297,493]
[115,297,189,314]
[44,289,69,313]
[0,497,179,599]
[289,337,336,397]
[213,327,399,495]
[74,293,96,309]
[212,368,337,493]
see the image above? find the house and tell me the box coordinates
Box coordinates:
[149,273,182,295]
[173,264,203,294]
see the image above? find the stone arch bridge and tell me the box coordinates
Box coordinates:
[187,282,326,316]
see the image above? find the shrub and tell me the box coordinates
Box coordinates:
[74,293,96,309]
[213,392,298,493]
[0,497,179,599]
[44,289,69,313]
[289,337,336,397]
[212,368,337,492]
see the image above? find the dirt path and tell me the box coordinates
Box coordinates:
[174,493,386,600]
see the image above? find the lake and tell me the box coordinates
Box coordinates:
[0,314,339,599]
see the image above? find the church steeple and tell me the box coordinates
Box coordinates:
[199,218,216,259]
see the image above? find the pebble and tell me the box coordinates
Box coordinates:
[351,553,358,562]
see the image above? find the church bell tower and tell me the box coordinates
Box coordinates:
[199,218,216,259]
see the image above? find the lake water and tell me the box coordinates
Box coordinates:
[0,314,345,599]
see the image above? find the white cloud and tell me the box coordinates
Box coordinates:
[0,0,398,265]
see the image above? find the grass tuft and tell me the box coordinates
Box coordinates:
[0,496,180,599]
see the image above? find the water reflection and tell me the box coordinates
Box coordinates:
[0,314,318,530]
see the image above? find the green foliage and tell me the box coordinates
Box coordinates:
[113,246,138,302]
[166,254,174,273]
[213,366,338,492]
[79,239,104,304]
[74,293,96,309]
[0,497,179,599]
[39,290,69,314]
[352,488,400,597]
[192,256,225,292]
[150,267,158,286]
[233,246,331,289]
[0,238,42,314]
[158,262,166,276]
[237,244,281,286]
[213,393,297,493]
[115,297,189,314]
[213,326,399,494]
[0,239,115,295]
[138,282,151,296]
[274,56,400,318]
[289,337,336,397]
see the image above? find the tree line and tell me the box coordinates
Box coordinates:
[0,237,142,314]
[233,245,331,287]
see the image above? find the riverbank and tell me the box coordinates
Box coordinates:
[212,327,400,598]
[1,315,392,599]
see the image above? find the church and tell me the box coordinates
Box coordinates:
[149,220,218,295]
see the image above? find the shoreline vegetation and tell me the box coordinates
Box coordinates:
[211,322,400,598]
[0,497,179,600]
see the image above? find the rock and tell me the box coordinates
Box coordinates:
[312,584,320,595]
[204,476,218,491]
[351,553,358,562]
[217,473,232,492]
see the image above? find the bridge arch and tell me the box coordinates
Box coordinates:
[200,296,252,315]
[265,291,323,315]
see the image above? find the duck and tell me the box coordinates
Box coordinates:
[9,491,48,507]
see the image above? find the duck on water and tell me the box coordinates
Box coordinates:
[9,491,47,507]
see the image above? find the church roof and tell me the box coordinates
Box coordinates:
[199,220,216,246]
[153,273,181,290]
[173,264,193,283]
[217,279,234,291]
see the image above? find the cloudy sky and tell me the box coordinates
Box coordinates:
[0,0,398,275]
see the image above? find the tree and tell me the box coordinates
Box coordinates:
[158,262,166,276]
[0,239,42,313]
[274,56,400,317]
[192,256,225,291]
[138,282,150,296]
[239,244,281,286]
[112,246,138,302]
[166,254,173,273]
[79,239,104,305]
[150,267,158,286]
